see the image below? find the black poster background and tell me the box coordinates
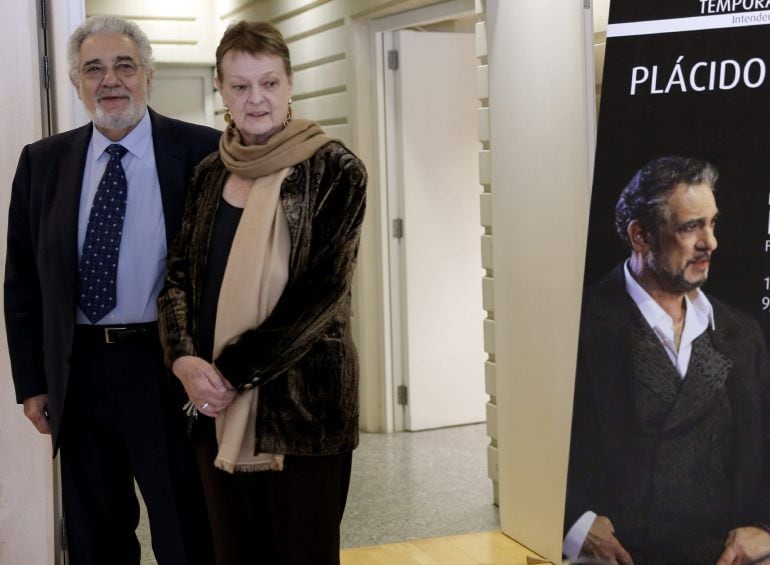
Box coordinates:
[585,3,770,334]
[567,0,770,557]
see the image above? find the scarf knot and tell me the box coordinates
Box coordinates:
[219,118,332,178]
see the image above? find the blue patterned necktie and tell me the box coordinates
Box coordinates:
[78,143,129,323]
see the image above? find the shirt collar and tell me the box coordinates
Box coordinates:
[90,109,152,160]
[623,259,715,331]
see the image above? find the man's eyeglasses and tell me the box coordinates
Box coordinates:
[81,60,141,80]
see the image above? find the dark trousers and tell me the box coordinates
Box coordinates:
[59,326,213,565]
[193,417,352,565]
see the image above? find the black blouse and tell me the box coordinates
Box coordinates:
[197,198,243,361]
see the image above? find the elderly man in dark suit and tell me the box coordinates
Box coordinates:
[564,156,770,565]
[5,15,220,565]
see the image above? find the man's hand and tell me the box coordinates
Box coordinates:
[172,355,237,417]
[22,394,51,435]
[581,515,634,565]
[716,526,770,565]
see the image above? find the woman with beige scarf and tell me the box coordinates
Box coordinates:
[157,21,366,565]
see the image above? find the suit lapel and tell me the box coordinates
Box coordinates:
[581,266,640,448]
[55,125,92,303]
[149,109,186,246]
[662,332,731,432]
[632,321,682,407]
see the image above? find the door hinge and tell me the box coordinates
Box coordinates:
[60,517,68,552]
[40,0,47,30]
[43,54,50,91]
[397,385,408,406]
[387,49,399,71]
[392,218,404,239]
[583,0,591,8]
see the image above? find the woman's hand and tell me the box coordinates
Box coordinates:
[172,355,237,417]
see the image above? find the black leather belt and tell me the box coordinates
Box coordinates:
[74,322,158,344]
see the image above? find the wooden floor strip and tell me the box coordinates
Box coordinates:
[340,531,549,565]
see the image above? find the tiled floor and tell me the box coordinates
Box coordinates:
[138,422,497,562]
[341,423,498,547]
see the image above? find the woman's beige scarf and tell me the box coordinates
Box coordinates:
[213,119,332,473]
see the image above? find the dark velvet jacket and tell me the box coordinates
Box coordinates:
[158,141,367,455]
[565,264,770,562]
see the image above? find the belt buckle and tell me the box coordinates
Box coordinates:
[104,326,127,344]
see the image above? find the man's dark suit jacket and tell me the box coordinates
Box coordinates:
[4,108,220,452]
[565,263,770,549]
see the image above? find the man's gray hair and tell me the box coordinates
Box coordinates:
[68,15,154,81]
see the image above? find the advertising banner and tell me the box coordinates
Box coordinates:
[565,1,770,563]
[586,2,770,315]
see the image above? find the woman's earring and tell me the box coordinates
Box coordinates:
[283,98,293,127]
[224,107,232,124]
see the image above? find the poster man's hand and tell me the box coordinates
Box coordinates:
[716,526,770,565]
[581,515,635,565]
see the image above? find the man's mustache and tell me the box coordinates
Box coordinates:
[96,89,131,101]
[687,253,711,265]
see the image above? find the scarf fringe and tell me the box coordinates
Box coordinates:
[214,454,285,474]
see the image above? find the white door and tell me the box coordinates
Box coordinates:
[387,30,486,431]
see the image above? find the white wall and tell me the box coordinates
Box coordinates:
[0,1,55,563]
[486,0,592,562]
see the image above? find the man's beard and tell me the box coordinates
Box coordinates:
[647,252,710,294]
[89,87,147,133]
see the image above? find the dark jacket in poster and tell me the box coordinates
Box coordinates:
[566,264,770,563]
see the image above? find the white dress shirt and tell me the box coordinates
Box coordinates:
[76,110,167,324]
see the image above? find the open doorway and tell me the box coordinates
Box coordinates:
[333,0,499,550]
[376,3,486,433]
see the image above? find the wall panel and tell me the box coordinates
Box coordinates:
[487,0,592,561]
[87,0,215,64]
[292,59,347,97]
[289,26,346,68]
[293,91,347,122]
[0,2,55,564]
[87,0,199,18]
[217,0,329,22]
[274,0,346,40]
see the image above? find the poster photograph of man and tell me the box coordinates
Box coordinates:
[564,156,770,564]
[564,1,770,564]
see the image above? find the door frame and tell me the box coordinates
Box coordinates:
[368,0,476,432]
[48,2,87,562]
